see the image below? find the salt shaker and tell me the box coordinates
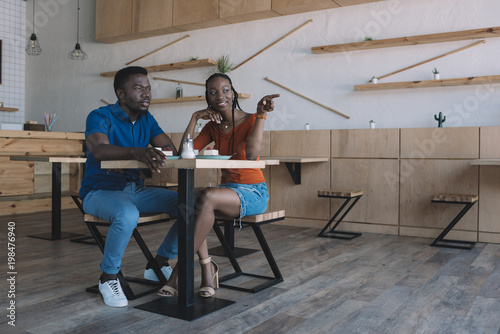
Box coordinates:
[181,137,196,159]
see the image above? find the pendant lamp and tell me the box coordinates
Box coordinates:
[68,0,87,60]
[25,0,42,56]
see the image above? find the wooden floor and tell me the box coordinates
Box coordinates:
[2,209,500,334]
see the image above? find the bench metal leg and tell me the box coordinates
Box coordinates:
[318,195,362,239]
[214,222,283,293]
[431,201,477,250]
[209,220,259,258]
[84,222,164,300]
[70,194,97,245]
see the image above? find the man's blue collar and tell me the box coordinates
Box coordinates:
[112,101,146,123]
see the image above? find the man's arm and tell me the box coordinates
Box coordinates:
[87,132,166,173]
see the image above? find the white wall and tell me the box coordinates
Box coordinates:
[0,0,25,126]
[24,0,500,133]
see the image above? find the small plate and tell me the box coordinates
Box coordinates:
[196,155,232,160]
[166,156,180,160]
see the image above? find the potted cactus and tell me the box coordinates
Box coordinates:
[434,112,446,127]
[370,120,376,129]
[432,68,440,80]
[371,76,378,84]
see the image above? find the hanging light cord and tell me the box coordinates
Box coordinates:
[68,0,86,60]
[76,0,80,44]
[32,0,36,34]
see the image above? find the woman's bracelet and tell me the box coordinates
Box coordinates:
[255,113,267,119]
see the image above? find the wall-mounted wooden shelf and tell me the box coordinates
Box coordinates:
[100,58,217,77]
[0,107,19,112]
[354,75,500,91]
[151,93,250,104]
[311,26,500,54]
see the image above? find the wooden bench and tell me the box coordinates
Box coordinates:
[84,212,172,300]
[212,210,285,293]
[431,193,478,250]
[317,189,363,239]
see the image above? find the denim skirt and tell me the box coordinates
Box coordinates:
[218,182,269,218]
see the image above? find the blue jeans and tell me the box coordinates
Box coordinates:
[82,182,178,275]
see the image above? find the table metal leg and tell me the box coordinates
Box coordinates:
[136,168,234,321]
[53,162,62,237]
[29,162,81,240]
[177,168,195,307]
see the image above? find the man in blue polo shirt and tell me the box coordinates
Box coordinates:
[79,66,178,307]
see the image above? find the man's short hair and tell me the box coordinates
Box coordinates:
[113,66,148,95]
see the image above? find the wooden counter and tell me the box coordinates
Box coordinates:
[0,130,85,216]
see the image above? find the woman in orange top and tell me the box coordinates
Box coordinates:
[158,73,279,298]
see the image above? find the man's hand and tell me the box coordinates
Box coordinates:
[131,147,166,173]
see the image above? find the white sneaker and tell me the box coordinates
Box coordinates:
[144,265,173,282]
[98,279,128,307]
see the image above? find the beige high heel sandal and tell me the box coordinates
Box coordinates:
[199,257,219,298]
[157,285,177,297]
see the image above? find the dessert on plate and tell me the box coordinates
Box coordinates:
[203,147,219,156]
[155,147,173,156]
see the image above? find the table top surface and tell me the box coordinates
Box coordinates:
[261,159,280,165]
[470,159,500,165]
[101,158,266,169]
[260,156,329,163]
[11,156,272,168]
[10,156,86,163]
[10,156,324,166]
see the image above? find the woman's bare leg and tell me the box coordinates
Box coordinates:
[159,188,240,295]
[193,188,240,254]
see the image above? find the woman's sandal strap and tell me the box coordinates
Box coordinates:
[199,287,215,297]
[199,257,212,265]
[157,285,178,297]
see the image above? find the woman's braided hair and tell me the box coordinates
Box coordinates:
[205,73,243,155]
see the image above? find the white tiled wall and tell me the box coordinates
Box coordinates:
[0,0,25,124]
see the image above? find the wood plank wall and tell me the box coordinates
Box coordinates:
[478,127,500,243]
[266,127,499,244]
[2,127,499,245]
[399,127,479,241]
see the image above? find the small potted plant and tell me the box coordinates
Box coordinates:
[196,122,203,132]
[371,76,378,84]
[216,54,234,74]
[370,120,376,129]
[432,68,440,80]
[364,36,374,41]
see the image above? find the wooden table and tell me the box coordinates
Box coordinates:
[101,158,265,321]
[260,156,329,184]
[470,159,500,165]
[10,156,86,240]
